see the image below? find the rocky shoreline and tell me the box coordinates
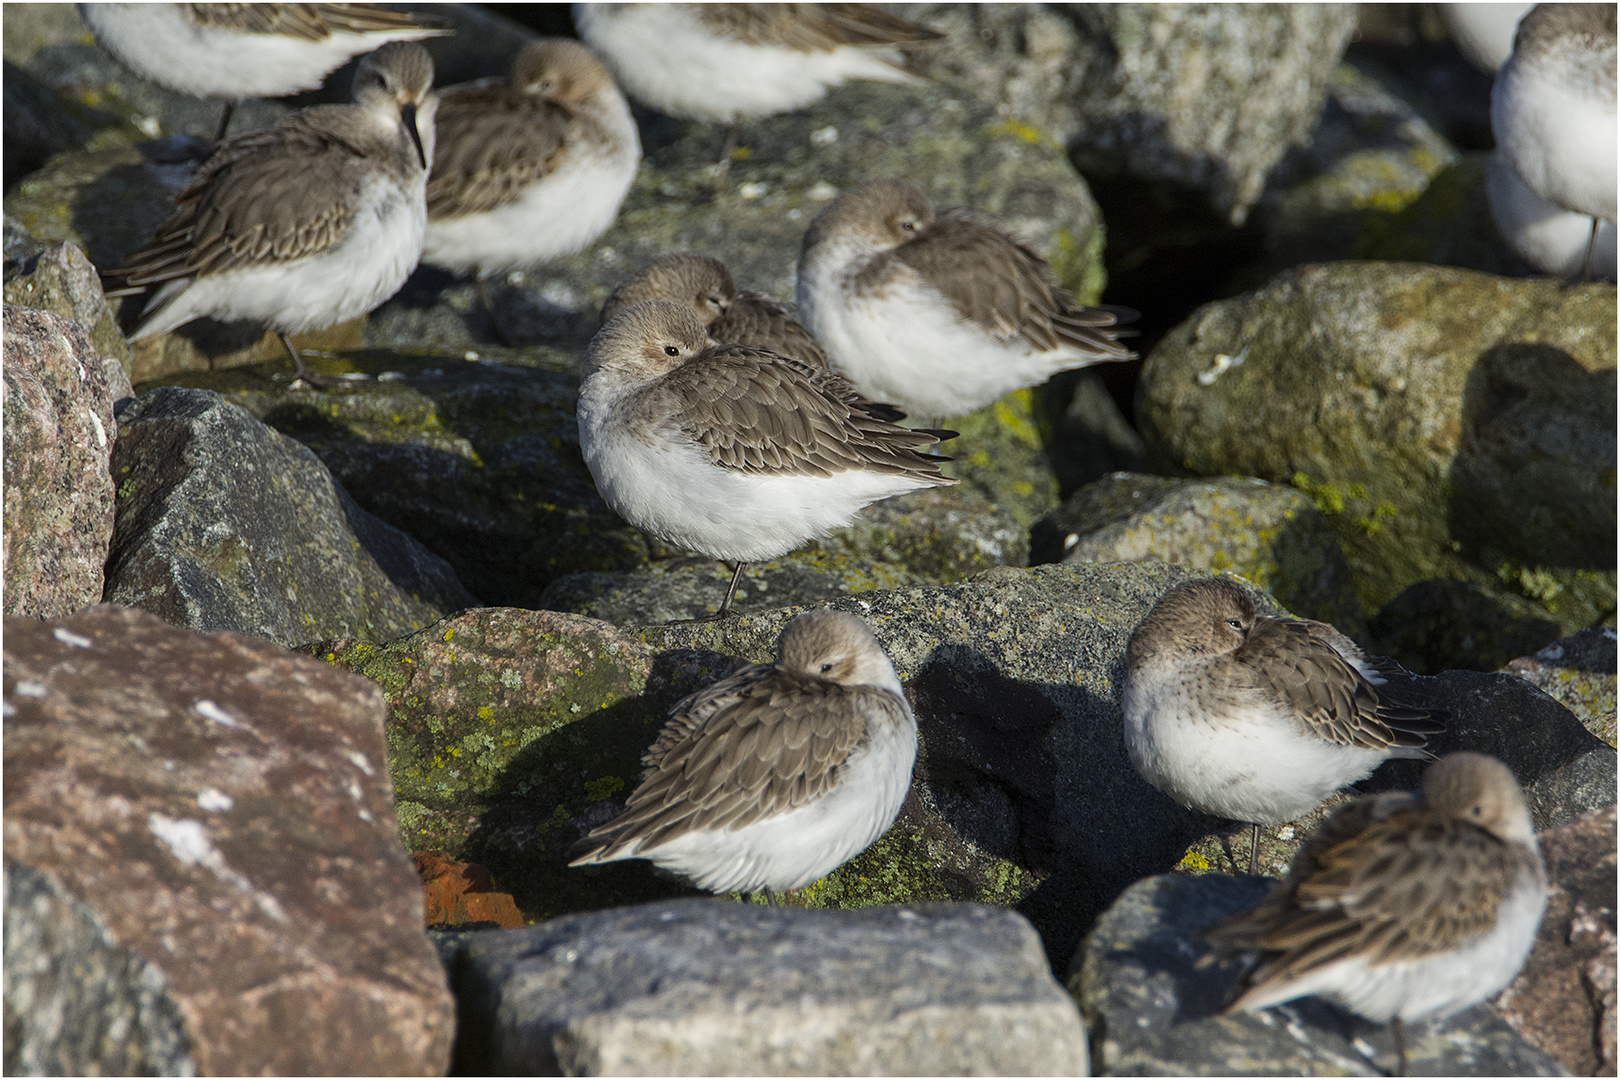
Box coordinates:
[5,3,1614,1075]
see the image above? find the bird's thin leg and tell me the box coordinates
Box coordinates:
[712,124,739,194]
[1392,1017,1408,1077]
[1578,215,1601,282]
[763,887,778,907]
[278,331,338,388]
[214,101,238,143]
[474,271,517,347]
[716,562,747,617]
[1249,822,1260,875]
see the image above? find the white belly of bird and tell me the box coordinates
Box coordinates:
[573,4,916,123]
[1122,666,1401,824]
[797,249,1096,418]
[579,406,939,563]
[1236,874,1549,1022]
[131,175,425,339]
[628,707,917,894]
[1493,58,1618,222]
[1487,150,1619,277]
[80,4,433,99]
[422,120,640,275]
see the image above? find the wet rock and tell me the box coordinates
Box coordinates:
[105,386,477,648]
[157,351,644,610]
[1493,806,1618,1077]
[3,605,455,1074]
[1033,472,1364,634]
[1505,629,1619,748]
[1138,262,1616,671]
[4,240,132,381]
[1069,873,1568,1076]
[441,898,1087,1076]
[2,305,121,620]
[910,4,1358,227]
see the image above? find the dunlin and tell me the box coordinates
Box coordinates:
[1121,577,1445,872]
[1487,148,1618,279]
[1491,3,1617,277]
[112,42,437,386]
[577,300,954,616]
[423,38,641,341]
[796,179,1138,420]
[600,254,831,370]
[79,3,447,140]
[1442,4,1533,73]
[1203,752,1547,1075]
[570,608,917,898]
[571,3,940,124]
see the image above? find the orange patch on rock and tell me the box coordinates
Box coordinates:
[415,852,525,929]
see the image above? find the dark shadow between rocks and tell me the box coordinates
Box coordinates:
[1368,577,1563,675]
[70,136,212,271]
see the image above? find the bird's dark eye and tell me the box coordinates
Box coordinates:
[819,662,835,674]
[1227,619,1244,631]
[663,345,679,356]
[900,220,916,231]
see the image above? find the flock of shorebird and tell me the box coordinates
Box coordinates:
[80,3,1596,1072]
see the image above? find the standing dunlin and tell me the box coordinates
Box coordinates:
[79,3,447,140]
[1203,752,1547,1075]
[422,38,641,341]
[1121,577,1445,873]
[112,42,437,386]
[600,254,831,370]
[577,300,954,617]
[1491,3,1617,277]
[796,179,1138,421]
[570,608,917,899]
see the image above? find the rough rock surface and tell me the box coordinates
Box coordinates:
[1070,873,1568,1076]
[4,862,196,1077]
[2,305,122,620]
[440,898,1087,1076]
[3,605,455,1075]
[1493,806,1618,1077]
[1505,630,1619,748]
[910,4,1359,226]
[3,240,133,382]
[104,386,477,647]
[1033,472,1364,634]
[1138,262,1615,666]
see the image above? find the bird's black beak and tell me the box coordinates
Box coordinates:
[402,102,426,170]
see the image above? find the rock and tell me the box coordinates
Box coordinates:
[1492,806,1618,1077]
[2,305,120,620]
[309,607,692,923]
[1137,262,1616,671]
[1032,472,1365,635]
[1505,629,1618,747]
[1048,370,1148,495]
[3,862,196,1076]
[3,605,455,1074]
[814,484,1030,583]
[3,59,99,189]
[1356,152,1547,276]
[104,386,478,648]
[440,898,1088,1076]
[910,4,1358,227]
[1069,873,1569,1076]
[4,240,133,383]
[1368,576,1568,676]
[1250,61,1462,282]
[415,854,524,931]
[157,352,644,611]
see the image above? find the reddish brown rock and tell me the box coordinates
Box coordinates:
[1492,805,1618,1075]
[3,605,455,1075]
[2,305,122,619]
[416,853,524,929]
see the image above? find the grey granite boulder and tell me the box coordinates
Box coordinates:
[4,605,455,1074]
[3,305,124,620]
[105,386,477,647]
[1137,262,1616,668]
[439,898,1088,1076]
[1504,629,1618,748]
[1033,472,1364,635]
[1069,873,1568,1076]
[4,240,133,380]
[909,4,1358,226]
